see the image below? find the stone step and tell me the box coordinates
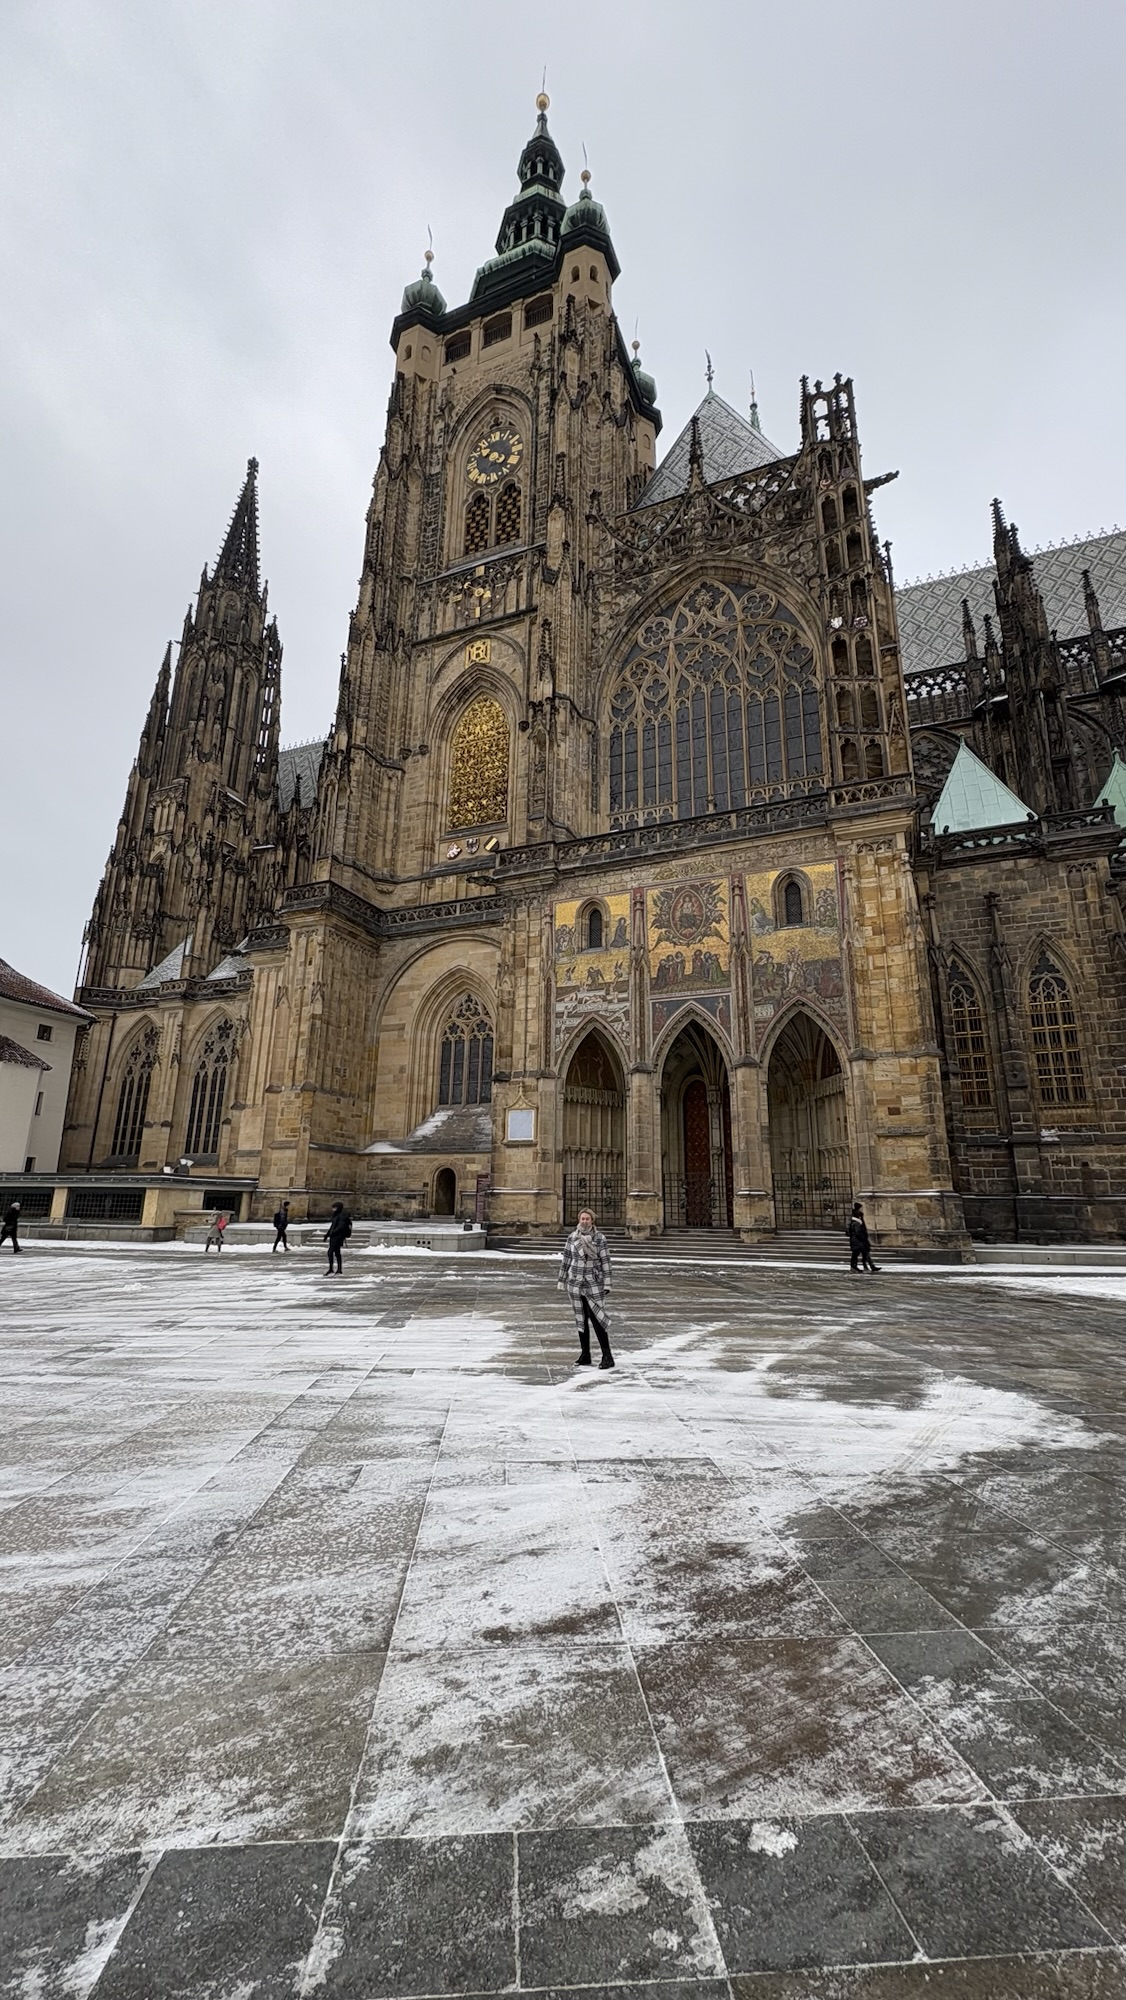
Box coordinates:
[183,1221,487,1252]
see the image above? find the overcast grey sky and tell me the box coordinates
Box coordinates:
[2,0,1123,996]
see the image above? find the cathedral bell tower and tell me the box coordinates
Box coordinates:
[312,93,661,895]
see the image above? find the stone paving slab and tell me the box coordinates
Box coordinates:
[0,1244,1124,1995]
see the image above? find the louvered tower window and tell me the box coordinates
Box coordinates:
[494,481,522,549]
[464,491,490,557]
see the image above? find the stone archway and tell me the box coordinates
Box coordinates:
[767,1012,850,1229]
[659,1020,734,1229]
[433,1168,457,1215]
[562,1029,626,1226]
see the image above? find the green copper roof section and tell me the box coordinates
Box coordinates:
[1095,752,1126,827]
[932,740,1032,833]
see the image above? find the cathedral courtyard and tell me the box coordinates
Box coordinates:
[0,1247,1124,1996]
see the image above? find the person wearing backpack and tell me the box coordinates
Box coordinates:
[325,1201,352,1275]
[204,1211,228,1253]
[847,1201,880,1273]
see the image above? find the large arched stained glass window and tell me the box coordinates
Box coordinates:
[109,1026,159,1162]
[184,1018,236,1157]
[438,995,494,1107]
[948,972,992,1108]
[607,581,824,827]
[447,696,509,830]
[1029,956,1086,1105]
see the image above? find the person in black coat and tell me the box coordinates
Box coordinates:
[324,1202,352,1274]
[847,1201,880,1273]
[1,1200,21,1253]
[272,1201,290,1253]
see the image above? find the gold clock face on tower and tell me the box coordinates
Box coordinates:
[467,426,523,486]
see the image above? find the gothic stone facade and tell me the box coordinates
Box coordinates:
[63,102,1126,1244]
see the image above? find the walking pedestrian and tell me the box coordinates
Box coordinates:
[204,1211,228,1253]
[324,1201,352,1274]
[847,1201,880,1273]
[272,1200,291,1253]
[1,1199,21,1253]
[559,1208,614,1368]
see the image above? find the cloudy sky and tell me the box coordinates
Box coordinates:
[2,0,1123,995]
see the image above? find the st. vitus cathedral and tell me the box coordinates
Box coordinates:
[63,97,1126,1247]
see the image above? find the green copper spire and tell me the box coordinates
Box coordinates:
[472,93,567,302]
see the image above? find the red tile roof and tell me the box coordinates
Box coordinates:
[0,958,93,1020]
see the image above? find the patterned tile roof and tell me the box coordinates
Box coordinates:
[136,937,191,992]
[278,739,325,813]
[0,1033,51,1070]
[898,528,1126,678]
[932,741,1032,834]
[0,957,91,1020]
[636,391,785,509]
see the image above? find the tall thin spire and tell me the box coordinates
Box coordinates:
[214,457,261,592]
[749,369,761,433]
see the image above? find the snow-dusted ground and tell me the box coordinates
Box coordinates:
[1,1246,1125,1995]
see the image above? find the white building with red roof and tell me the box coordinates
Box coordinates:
[0,959,92,1175]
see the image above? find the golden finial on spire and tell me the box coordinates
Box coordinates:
[537,90,549,112]
[632,339,641,356]
[581,168,591,186]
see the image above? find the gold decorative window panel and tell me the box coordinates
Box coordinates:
[448,696,509,830]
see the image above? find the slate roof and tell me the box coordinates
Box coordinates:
[932,741,1032,834]
[635,391,785,510]
[0,957,91,1020]
[366,1105,494,1154]
[278,740,326,813]
[898,529,1126,678]
[0,1034,51,1071]
[136,937,191,992]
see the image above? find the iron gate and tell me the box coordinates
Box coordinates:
[563,1173,626,1227]
[772,1168,851,1231]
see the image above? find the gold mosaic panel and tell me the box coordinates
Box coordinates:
[447,696,509,830]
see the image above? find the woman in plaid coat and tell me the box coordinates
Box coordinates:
[559,1209,615,1369]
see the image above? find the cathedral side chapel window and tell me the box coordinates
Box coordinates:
[447,696,509,829]
[607,580,824,828]
[184,1018,236,1157]
[109,1026,159,1162]
[1028,957,1087,1105]
[438,994,494,1107]
[949,975,992,1108]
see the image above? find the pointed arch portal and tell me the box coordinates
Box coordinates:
[562,1029,625,1226]
[767,1013,850,1229]
[660,1020,733,1228]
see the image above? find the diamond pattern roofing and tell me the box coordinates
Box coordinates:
[635,391,785,509]
[897,529,1126,677]
[279,740,325,812]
